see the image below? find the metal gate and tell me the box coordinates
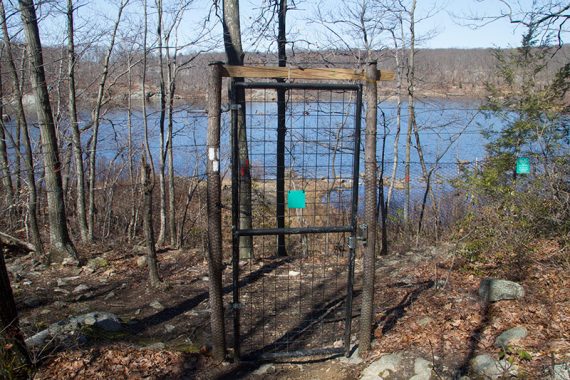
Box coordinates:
[230,81,363,360]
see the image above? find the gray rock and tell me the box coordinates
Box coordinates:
[553,363,570,380]
[471,354,517,379]
[73,284,90,294]
[360,352,403,380]
[150,300,165,310]
[89,312,122,332]
[165,324,176,333]
[84,316,97,326]
[25,311,123,348]
[86,257,108,271]
[494,326,528,348]
[410,358,432,380]
[417,317,433,327]
[252,364,274,376]
[61,257,78,266]
[339,347,363,365]
[136,256,147,268]
[479,278,525,302]
[104,291,115,300]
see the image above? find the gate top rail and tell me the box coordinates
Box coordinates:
[234,81,361,91]
[220,64,395,82]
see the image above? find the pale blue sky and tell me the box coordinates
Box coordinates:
[36,0,561,50]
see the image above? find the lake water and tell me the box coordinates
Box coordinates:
[6,97,496,208]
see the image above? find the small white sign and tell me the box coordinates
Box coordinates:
[212,160,219,172]
[208,147,218,161]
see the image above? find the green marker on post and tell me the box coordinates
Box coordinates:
[287,190,306,209]
[516,157,530,175]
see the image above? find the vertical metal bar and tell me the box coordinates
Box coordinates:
[359,61,379,355]
[206,62,226,361]
[344,86,363,356]
[276,88,287,256]
[230,78,241,360]
[276,0,287,257]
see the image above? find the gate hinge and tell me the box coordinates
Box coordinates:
[357,224,368,243]
[230,103,241,110]
[348,237,355,249]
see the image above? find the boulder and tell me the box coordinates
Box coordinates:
[410,358,432,380]
[552,363,570,380]
[471,354,517,379]
[25,311,123,348]
[86,257,108,271]
[479,278,524,302]
[494,326,528,348]
[73,284,90,294]
[150,300,165,310]
[360,352,403,380]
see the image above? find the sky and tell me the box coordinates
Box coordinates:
[35,0,563,51]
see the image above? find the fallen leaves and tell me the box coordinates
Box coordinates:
[34,345,192,379]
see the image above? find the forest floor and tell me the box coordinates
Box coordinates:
[5,238,569,379]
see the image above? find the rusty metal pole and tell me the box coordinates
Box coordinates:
[359,60,378,355]
[206,62,226,361]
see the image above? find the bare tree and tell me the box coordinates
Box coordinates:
[87,0,129,241]
[155,0,168,246]
[0,0,43,253]
[221,0,253,259]
[18,0,78,261]
[0,56,14,215]
[67,0,88,242]
[141,0,161,286]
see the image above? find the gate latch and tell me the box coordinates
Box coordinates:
[357,224,368,244]
[231,302,242,310]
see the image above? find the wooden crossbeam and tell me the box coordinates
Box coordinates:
[221,65,395,82]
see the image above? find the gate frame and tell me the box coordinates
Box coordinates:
[205,62,393,361]
[231,80,362,360]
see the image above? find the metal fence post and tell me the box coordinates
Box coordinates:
[359,60,378,355]
[206,62,226,361]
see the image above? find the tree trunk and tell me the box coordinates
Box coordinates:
[0,241,32,375]
[386,27,404,212]
[223,0,252,259]
[403,1,416,225]
[141,0,160,285]
[0,60,14,215]
[0,0,42,254]
[155,0,167,247]
[67,0,88,242]
[359,61,379,355]
[126,54,137,242]
[18,0,77,261]
[206,63,225,361]
[166,42,177,248]
[275,0,287,257]
[141,157,161,287]
[87,0,127,241]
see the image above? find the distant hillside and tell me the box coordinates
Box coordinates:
[172,45,570,102]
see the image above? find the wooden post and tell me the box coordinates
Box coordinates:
[359,60,378,355]
[206,62,226,361]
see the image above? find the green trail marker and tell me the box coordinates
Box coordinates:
[287,190,306,209]
[516,157,530,174]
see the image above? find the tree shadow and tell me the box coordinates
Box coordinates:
[375,280,434,336]
[128,259,290,335]
[455,301,492,377]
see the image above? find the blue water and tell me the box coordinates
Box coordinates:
[5,98,497,201]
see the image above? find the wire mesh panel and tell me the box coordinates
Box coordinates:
[230,82,362,360]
